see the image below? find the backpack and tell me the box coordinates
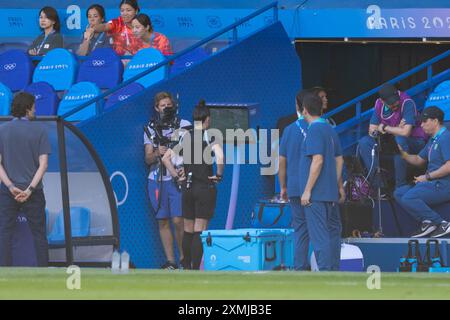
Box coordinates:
[343,155,374,202]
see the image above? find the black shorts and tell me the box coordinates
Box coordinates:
[182,184,217,220]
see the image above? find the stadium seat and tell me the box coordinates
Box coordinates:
[47,206,91,245]
[0,49,34,91]
[170,47,209,75]
[32,48,78,91]
[58,81,102,121]
[0,82,13,116]
[77,48,123,89]
[104,82,144,110]
[0,42,30,54]
[24,82,59,116]
[424,80,450,121]
[123,47,167,88]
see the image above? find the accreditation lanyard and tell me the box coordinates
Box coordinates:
[91,32,106,52]
[36,30,55,55]
[295,117,306,138]
[148,33,155,48]
[428,127,446,162]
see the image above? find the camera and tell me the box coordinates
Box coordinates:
[145,106,181,149]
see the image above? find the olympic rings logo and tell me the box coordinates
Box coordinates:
[92,60,105,67]
[118,95,130,101]
[110,171,129,206]
[3,63,16,70]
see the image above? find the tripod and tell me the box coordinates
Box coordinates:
[371,134,403,236]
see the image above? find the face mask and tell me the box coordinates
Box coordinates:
[297,111,303,119]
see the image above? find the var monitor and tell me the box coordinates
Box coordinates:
[207,103,258,144]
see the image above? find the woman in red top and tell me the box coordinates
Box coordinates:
[93,0,140,56]
[131,14,173,56]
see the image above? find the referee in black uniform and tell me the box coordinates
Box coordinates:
[163,100,224,270]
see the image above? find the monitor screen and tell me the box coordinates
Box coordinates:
[207,104,253,144]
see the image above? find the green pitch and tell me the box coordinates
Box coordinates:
[0,267,449,300]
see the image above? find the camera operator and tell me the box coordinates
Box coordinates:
[162,100,224,270]
[144,91,191,270]
[358,83,428,190]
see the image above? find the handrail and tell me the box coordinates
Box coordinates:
[324,48,450,119]
[60,2,279,120]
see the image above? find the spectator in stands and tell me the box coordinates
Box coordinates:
[131,14,173,56]
[394,106,450,238]
[300,93,344,271]
[144,92,190,270]
[162,100,224,270]
[358,83,428,190]
[311,86,337,127]
[28,7,63,56]
[311,86,329,111]
[93,0,140,56]
[77,4,112,56]
[0,92,51,267]
[278,89,310,270]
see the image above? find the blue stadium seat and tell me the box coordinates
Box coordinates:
[58,81,102,121]
[0,42,30,55]
[32,48,78,91]
[77,48,123,89]
[0,49,34,91]
[0,82,13,116]
[104,82,144,110]
[425,80,450,121]
[123,48,166,88]
[24,82,59,116]
[47,207,91,245]
[171,47,209,75]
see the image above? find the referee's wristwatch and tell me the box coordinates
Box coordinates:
[27,186,36,193]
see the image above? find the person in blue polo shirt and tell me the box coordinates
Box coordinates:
[394,106,450,238]
[299,93,345,271]
[278,88,310,270]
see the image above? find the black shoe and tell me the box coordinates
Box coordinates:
[430,221,450,238]
[161,261,178,270]
[411,221,437,238]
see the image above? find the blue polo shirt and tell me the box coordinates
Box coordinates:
[279,118,308,197]
[418,127,450,182]
[299,120,342,202]
[370,100,416,126]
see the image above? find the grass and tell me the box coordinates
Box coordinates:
[0,268,449,300]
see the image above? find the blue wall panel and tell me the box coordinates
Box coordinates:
[78,22,301,268]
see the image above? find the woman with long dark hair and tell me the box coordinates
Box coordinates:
[93,0,140,56]
[77,4,111,56]
[28,7,63,56]
[131,14,172,56]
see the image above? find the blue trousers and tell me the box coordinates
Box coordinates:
[0,185,48,267]
[289,197,310,270]
[394,181,450,225]
[358,135,425,188]
[304,202,342,271]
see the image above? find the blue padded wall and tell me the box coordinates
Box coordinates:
[78,22,301,268]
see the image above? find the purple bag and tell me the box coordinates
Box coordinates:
[347,175,372,201]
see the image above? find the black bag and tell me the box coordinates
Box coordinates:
[339,200,373,238]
